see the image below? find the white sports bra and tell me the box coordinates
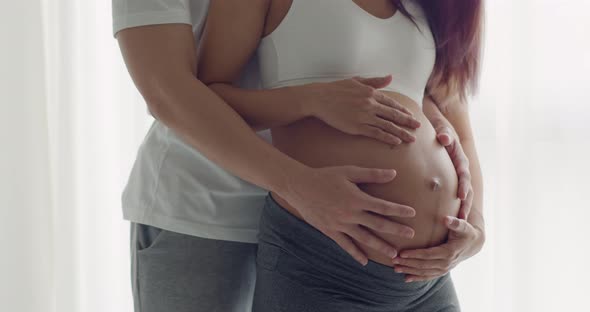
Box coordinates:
[257,0,436,106]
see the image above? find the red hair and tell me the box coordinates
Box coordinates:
[393,0,485,101]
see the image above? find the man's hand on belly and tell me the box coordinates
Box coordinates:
[278,165,417,266]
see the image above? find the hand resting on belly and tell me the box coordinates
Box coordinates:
[270,91,460,267]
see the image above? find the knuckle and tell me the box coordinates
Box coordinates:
[362,86,376,97]
[380,133,393,142]
[387,121,398,132]
[403,131,414,140]
[361,98,374,108]
[390,99,402,109]
[403,115,415,125]
[370,127,382,137]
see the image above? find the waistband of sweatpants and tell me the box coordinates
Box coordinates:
[257,192,442,293]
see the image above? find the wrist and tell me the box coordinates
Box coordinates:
[473,224,486,252]
[268,158,312,198]
[293,82,323,118]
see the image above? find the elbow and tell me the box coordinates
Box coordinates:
[144,94,171,122]
[140,79,177,123]
[140,72,191,122]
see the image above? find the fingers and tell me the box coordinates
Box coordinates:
[393,265,446,278]
[435,126,453,146]
[442,137,471,201]
[445,216,472,235]
[372,91,414,117]
[361,195,416,218]
[371,118,416,142]
[373,103,421,130]
[344,166,397,184]
[357,212,415,238]
[329,231,369,266]
[354,75,393,89]
[458,189,473,220]
[392,257,449,271]
[359,125,403,145]
[457,172,471,200]
[399,245,453,260]
[453,145,471,200]
[346,225,398,259]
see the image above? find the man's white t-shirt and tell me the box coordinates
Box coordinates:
[112,0,270,243]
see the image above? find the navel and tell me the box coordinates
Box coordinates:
[430,177,442,191]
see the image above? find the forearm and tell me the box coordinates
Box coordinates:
[151,72,308,194]
[422,97,445,125]
[460,138,485,234]
[207,82,312,130]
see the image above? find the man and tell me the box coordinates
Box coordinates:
[112,0,483,311]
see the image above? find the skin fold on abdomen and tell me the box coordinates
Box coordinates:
[270,91,461,267]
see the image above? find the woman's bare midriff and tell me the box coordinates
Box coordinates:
[270,91,461,267]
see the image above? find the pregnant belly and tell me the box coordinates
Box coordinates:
[270,91,461,267]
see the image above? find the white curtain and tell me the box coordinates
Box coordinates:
[1,1,588,311]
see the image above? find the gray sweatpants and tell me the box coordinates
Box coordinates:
[130,222,258,312]
[253,193,461,312]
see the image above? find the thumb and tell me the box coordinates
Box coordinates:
[435,126,454,146]
[343,166,397,184]
[354,75,393,89]
[445,216,470,236]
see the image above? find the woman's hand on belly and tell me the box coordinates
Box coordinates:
[302,75,421,145]
[423,97,474,219]
[431,122,474,220]
[392,216,485,282]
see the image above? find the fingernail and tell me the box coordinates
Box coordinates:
[389,250,397,259]
[381,169,395,178]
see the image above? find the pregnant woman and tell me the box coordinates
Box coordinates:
[198,0,485,310]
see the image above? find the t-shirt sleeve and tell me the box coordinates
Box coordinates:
[112,0,193,38]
